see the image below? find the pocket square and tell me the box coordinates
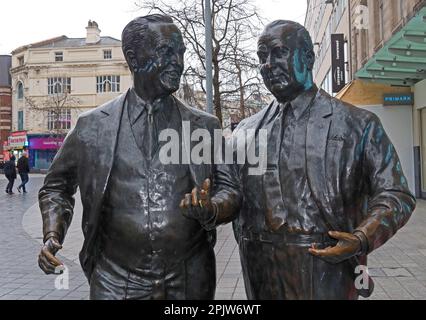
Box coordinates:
[328,134,345,142]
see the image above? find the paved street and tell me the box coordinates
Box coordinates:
[1,175,426,300]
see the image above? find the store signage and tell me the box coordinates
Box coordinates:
[29,137,64,150]
[8,131,27,148]
[383,93,414,106]
[331,34,346,93]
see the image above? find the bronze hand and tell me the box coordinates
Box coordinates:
[180,179,217,230]
[38,236,64,274]
[308,231,361,264]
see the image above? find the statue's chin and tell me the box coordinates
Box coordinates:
[160,78,180,94]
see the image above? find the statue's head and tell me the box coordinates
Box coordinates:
[257,20,315,103]
[122,15,186,99]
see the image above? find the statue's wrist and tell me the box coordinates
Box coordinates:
[43,231,60,244]
[353,230,368,256]
[202,201,218,231]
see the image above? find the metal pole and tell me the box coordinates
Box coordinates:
[205,0,214,114]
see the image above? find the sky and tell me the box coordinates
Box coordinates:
[0,0,307,55]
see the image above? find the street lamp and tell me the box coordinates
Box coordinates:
[205,0,213,115]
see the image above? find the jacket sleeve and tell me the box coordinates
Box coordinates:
[38,120,81,244]
[210,118,242,225]
[355,114,415,254]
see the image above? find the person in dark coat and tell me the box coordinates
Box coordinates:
[4,155,17,194]
[17,152,30,193]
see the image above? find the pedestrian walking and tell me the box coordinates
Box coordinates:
[17,152,30,193]
[4,155,17,195]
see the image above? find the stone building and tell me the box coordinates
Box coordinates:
[10,21,131,169]
[305,0,426,196]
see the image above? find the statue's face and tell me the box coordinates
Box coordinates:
[257,24,313,102]
[132,23,186,97]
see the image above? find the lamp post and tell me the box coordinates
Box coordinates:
[205,0,213,114]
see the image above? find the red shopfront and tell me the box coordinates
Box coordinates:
[5,131,28,161]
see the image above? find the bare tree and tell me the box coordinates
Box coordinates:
[25,90,81,139]
[136,0,266,125]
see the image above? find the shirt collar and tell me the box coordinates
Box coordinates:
[283,85,318,120]
[127,88,172,125]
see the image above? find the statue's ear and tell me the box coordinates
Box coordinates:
[126,50,138,72]
[305,49,315,71]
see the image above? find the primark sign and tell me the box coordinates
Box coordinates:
[383,93,414,106]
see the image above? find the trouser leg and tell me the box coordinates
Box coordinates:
[20,173,29,192]
[90,243,216,300]
[239,239,359,300]
[6,177,14,192]
[239,238,286,299]
[125,242,216,300]
[89,255,133,300]
[177,242,216,300]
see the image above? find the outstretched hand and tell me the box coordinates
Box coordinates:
[180,179,216,229]
[308,231,361,264]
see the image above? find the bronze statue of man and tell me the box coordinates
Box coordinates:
[182,20,415,300]
[37,14,225,300]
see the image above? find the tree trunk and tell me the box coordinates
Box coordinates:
[236,62,245,120]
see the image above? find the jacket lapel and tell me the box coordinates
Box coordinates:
[81,90,129,276]
[95,90,129,204]
[306,90,340,230]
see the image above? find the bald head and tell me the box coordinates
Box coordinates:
[260,20,314,56]
[257,20,315,102]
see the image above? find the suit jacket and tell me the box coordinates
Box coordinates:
[231,88,415,291]
[39,89,224,280]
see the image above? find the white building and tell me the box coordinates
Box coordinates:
[9,21,131,169]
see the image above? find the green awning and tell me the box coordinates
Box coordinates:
[355,6,426,87]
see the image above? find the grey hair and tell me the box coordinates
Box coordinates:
[264,20,314,53]
[121,14,174,69]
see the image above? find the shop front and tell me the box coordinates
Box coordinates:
[27,135,64,170]
[350,7,426,198]
[2,141,11,163]
[7,131,28,162]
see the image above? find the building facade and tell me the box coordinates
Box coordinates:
[10,21,131,169]
[347,0,425,197]
[305,0,426,196]
[0,55,12,165]
[305,0,351,95]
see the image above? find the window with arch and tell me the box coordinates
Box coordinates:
[48,77,71,95]
[96,75,120,93]
[17,82,24,100]
[48,109,71,130]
